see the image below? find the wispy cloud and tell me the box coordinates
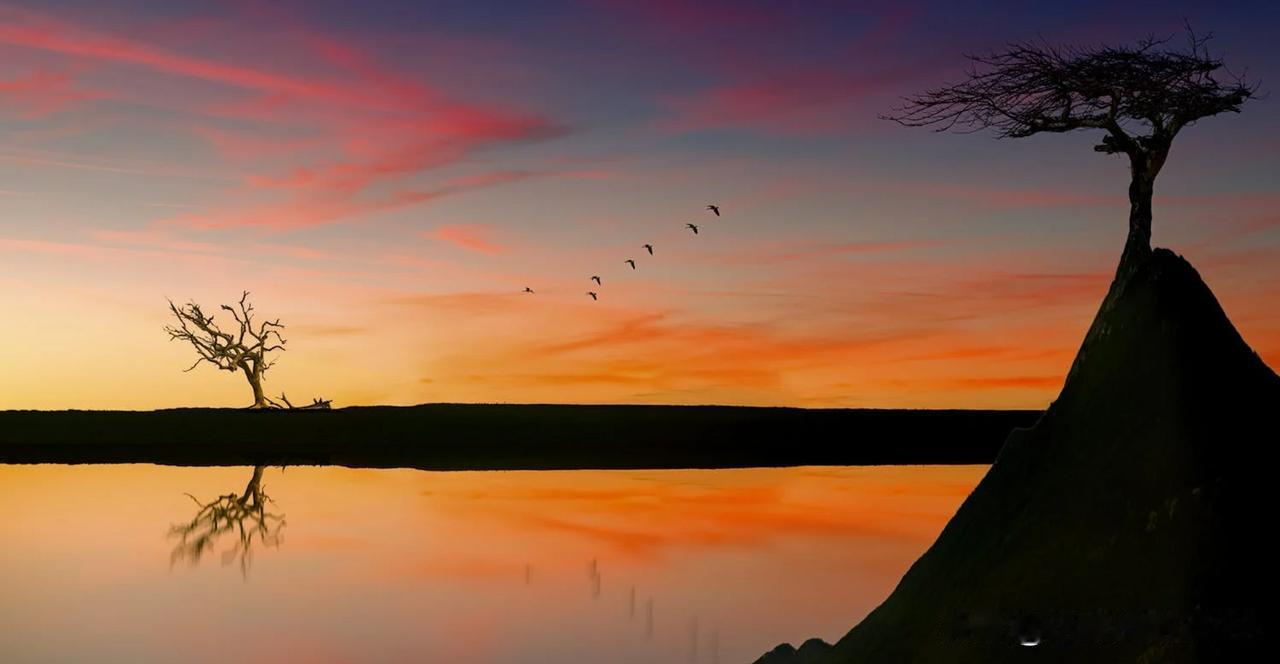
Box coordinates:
[705,239,945,266]
[427,224,504,256]
[0,69,107,117]
[0,149,215,179]
[0,5,567,231]
[639,3,929,135]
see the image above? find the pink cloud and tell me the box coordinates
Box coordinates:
[0,10,365,106]
[659,70,881,134]
[167,189,447,231]
[0,69,106,117]
[705,239,945,266]
[171,168,597,231]
[0,235,240,272]
[0,148,211,179]
[646,4,928,135]
[892,182,1122,209]
[0,6,567,231]
[427,225,504,256]
[192,125,325,160]
[91,228,220,254]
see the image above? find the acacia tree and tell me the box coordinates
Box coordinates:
[165,291,285,408]
[884,29,1256,272]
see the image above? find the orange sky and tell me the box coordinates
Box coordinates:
[1,2,1277,410]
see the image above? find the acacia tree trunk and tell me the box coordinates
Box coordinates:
[241,364,269,408]
[1118,175,1154,273]
[1118,149,1164,275]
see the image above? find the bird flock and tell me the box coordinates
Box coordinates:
[524,204,723,300]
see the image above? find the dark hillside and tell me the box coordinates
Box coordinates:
[758,249,1277,662]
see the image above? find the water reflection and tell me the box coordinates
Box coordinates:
[588,557,602,598]
[168,465,285,576]
[0,464,984,663]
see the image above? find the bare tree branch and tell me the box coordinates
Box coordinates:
[882,29,1256,164]
[165,292,288,408]
[882,27,1257,272]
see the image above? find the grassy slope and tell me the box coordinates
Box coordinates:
[0,404,1038,470]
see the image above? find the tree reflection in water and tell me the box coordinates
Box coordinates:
[168,466,285,576]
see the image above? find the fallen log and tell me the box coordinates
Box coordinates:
[271,393,332,410]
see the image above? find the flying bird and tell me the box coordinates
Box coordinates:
[706,204,720,216]
[523,287,535,294]
[685,223,699,235]
[591,275,601,285]
[642,243,653,255]
[587,291,598,301]
[625,259,636,269]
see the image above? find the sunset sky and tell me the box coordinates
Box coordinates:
[2,0,1277,410]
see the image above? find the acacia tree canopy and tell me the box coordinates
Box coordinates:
[883,28,1256,270]
[884,29,1255,164]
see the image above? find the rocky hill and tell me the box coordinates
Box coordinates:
[756,248,1276,662]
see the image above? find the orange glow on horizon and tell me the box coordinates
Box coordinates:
[2,3,1277,410]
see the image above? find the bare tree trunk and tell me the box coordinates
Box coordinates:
[242,365,268,408]
[1118,160,1156,275]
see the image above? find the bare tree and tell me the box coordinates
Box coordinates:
[884,28,1256,272]
[165,291,286,409]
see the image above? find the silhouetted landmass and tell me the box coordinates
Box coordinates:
[756,249,1276,663]
[0,405,1035,470]
[757,639,834,664]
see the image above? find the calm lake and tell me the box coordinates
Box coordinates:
[0,464,985,663]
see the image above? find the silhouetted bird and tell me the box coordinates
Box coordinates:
[587,291,598,301]
[591,275,602,285]
[625,259,636,269]
[643,243,654,255]
[523,287,534,293]
[685,223,699,235]
[706,204,720,216]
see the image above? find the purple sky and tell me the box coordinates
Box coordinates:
[1,0,1277,409]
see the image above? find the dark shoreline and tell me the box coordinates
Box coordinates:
[0,404,1038,470]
